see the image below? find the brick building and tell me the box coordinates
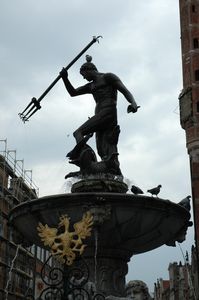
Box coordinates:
[154,261,195,300]
[154,0,199,298]
[154,250,198,300]
[0,140,50,299]
[178,0,199,291]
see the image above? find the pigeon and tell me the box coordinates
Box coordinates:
[147,184,162,197]
[178,195,191,211]
[131,185,144,195]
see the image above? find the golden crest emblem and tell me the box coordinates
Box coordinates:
[37,211,93,265]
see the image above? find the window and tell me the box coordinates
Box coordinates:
[195,69,199,81]
[193,38,199,49]
[197,101,199,113]
[39,247,42,261]
[192,5,196,13]
[0,215,4,236]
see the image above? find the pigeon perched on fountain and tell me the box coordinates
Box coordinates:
[147,185,162,197]
[178,195,191,211]
[131,185,144,195]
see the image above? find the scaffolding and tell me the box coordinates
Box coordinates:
[0,139,39,299]
[0,139,39,202]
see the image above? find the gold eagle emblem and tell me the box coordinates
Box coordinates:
[37,211,93,265]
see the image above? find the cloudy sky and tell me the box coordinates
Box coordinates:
[0,0,194,292]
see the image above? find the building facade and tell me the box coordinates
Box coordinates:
[154,259,195,300]
[0,141,50,299]
[178,0,199,294]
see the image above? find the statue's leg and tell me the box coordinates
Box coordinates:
[96,125,120,160]
[73,114,107,143]
[96,125,122,176]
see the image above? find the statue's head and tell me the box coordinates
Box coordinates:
[126,280,150,300]
[80,55,98,81]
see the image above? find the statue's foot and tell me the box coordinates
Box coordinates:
[74,132,93,146]
[77,132,93,144]
[67,133,93,159]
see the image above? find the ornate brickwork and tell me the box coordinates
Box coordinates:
[179,1,199,298]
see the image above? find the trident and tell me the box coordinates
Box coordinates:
[19,36,102,123]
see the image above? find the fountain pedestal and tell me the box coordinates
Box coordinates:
[85,253,128,296]
[9,186,192,298]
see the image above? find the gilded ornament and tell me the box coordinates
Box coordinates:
[37,211,93,265]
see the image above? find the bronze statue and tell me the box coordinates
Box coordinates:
[18,37,139,178]
[60,55,139,177]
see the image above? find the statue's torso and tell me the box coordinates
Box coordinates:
[89,74,117,113]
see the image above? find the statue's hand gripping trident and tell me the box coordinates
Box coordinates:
[18,36,102,123]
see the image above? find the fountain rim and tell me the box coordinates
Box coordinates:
[8,192,191,222]
[8,192,192,257]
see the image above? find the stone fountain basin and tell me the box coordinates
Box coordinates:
[9,192,191,256]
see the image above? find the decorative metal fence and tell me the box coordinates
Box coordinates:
[26,255,105,300]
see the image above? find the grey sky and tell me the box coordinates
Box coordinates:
[0,0,194,292]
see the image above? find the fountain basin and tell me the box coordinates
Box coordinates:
[9,192,191,296]
[9,192,191,254]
